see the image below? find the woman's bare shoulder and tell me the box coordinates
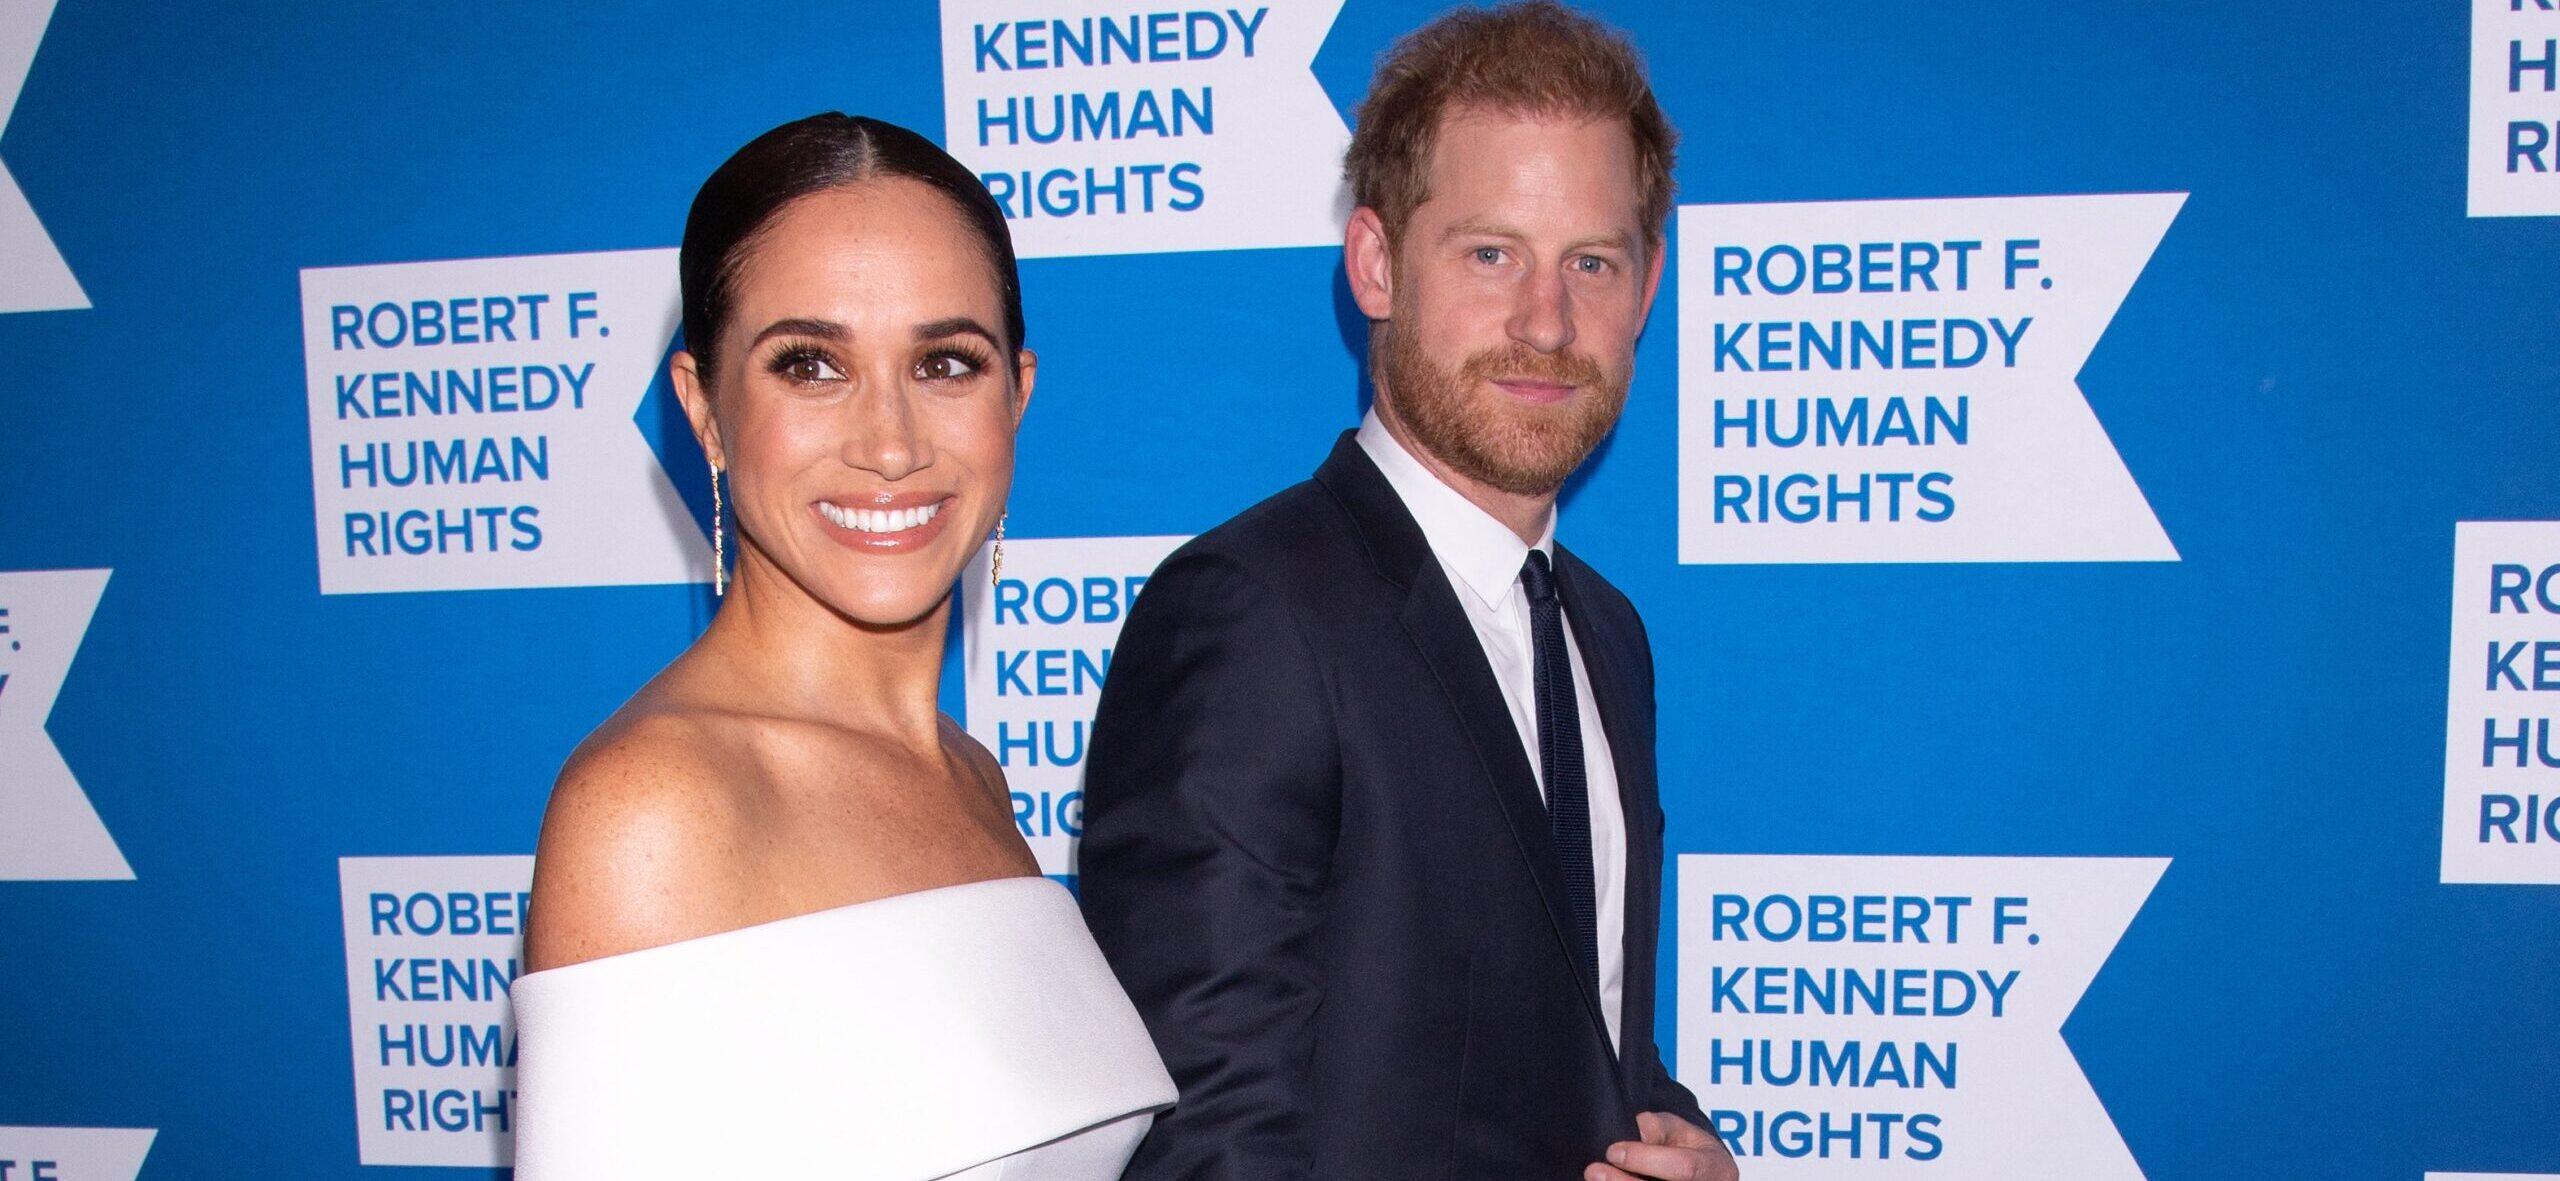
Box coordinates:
[525,696,765,972]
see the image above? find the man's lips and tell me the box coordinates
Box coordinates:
[1491,377,1577,404]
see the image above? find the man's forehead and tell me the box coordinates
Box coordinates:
[1408,106,1644,230]
[1422,105,1635,176]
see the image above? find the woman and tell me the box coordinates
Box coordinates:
[513,114,1173,1179]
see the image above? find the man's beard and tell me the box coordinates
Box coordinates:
[1374,300,1629,498]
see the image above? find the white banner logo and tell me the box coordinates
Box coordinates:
[940,1,1350,258]
[962,534,1187,874]
[1678,854,2166,1176]
[301,249,710,595]
[0,1128,155,1181]
[0,0,86,313]
[2442,521,2560,884]
[0,568,125,881]
[339,855,533,1168]
[1677,194,2184,564]
[2471,0,2560,216]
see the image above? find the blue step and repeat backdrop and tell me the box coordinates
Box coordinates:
[2,0,2556,1177]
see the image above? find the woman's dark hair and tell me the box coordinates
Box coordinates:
[678,113,1024,381]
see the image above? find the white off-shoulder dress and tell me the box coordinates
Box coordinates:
[511,876,1175,1180]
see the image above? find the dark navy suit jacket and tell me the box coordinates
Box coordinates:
[1079,432,1706,1180]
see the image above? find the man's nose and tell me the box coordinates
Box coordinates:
[1508,265,1575,354]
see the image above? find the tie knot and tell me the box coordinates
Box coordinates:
[1520,549,1558,606]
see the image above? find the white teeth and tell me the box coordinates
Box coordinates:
[820,500,944,534]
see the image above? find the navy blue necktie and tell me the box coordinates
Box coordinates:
[1521,550,1599,1002]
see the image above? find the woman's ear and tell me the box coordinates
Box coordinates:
[1011,348,1038,428]
[670,350,724,468]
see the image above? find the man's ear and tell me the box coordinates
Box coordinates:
[669,350,724,469]
[1637,233,1667,324]
[1345,206,1397,321]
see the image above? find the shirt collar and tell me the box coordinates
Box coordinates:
[1356,409,1556,613]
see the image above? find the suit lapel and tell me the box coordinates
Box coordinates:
[1395,569,1578,956]
[1555,547,1663,1095]
[1316,435,1627,1083]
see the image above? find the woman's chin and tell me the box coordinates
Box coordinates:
[812,580,961,631]
[734,533,971,630]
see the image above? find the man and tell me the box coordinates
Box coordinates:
[1079,4,1738,1178]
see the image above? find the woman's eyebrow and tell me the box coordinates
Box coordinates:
[750,317,850,346]
[914,316,999,343]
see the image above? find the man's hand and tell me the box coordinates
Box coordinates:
[1586,1111,1740,1181]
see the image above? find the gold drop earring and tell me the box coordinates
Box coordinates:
[991,512,1007,586]
[710,462,727,597]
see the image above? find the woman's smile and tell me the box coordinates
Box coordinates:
[811,493,955,551]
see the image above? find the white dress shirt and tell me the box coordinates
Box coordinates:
[1357,411,1629,1050]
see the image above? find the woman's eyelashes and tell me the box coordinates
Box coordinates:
[760,343,993,386]
[766,343,845,385]
[915,345,990,383]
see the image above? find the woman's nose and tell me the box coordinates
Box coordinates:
[844,384,931,480]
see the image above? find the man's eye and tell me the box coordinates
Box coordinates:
[1473,246,1506,266]
[1572,255,1610,275]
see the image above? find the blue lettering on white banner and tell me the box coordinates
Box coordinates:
[339,855,534,1168]
[940,2,1349,258]
[2442,522,2560,884]
[962,535,1187,874]
[1677,194,2184,565]
[0,569,123,881]
[1679,854,2167,1176]
[0,1128,155,1181]
[300,250,710,595]
[2470,0,2560,217]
